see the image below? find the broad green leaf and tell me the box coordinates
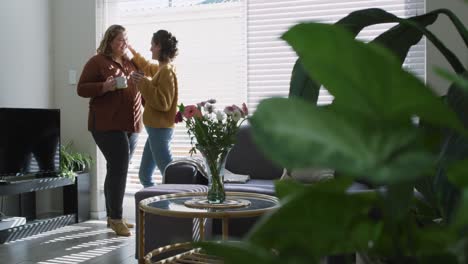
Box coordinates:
[250,98,367,170]
[450,237,468,264]
[282,22,465,134]
[446,82,468,132]
[289,8,429,104]
[368,150,434,184]
[274,179,307,200]
[370,213,447,256]
[250,98,434,184]
[432,83,468,222]
[335,8,434,80]
[247,179,381,257]
[417,254,459,264]
[274,175,352,201]
[289,8,467,109]
[414,171,441,220]
[382,183,414,221]
[411,188,441,226]
[335,8,398,36]
[196,241,281,264]
[413,225,457,258]
[288,8,467,125]
[289,59,320,104]
[451,189,468,231]
[413,228,456,256]
[447,159,468,188]
[371,12,438,64]
[289,8,407,101]
[367,9,466,74]
[434,165,461,224]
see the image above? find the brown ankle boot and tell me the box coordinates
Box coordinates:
[124,220,135,228]
[107,218,134,228]
[108,219,131,237]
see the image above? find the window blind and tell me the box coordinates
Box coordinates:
[98,0,426,193]
[246,0,426,109]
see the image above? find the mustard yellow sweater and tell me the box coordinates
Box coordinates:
[132,53,178,128]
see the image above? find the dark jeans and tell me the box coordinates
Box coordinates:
[91,130,138,219]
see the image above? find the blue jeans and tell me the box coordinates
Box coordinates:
[139,126,173,187]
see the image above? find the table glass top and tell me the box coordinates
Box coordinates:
[140,192,279,217]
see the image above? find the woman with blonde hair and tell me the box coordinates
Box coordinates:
[77,24,142,236]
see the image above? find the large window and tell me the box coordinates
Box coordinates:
[97,0,425,193]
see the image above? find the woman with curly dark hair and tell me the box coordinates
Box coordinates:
[129,30,179,188]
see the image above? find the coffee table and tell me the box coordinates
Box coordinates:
[138,191,279,263]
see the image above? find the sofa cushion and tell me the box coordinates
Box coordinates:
[224,179,276,196]
[163,161,208,185]
[281,168,334,183]
[225,125,283,180]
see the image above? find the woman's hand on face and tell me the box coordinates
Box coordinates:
[127,44,137,56]
[130,71,144,86]
[103,76,116,92]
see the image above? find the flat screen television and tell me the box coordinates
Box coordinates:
[0,108,60,180]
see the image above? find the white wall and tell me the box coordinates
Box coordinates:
[426,0,468,95]
[0,0,53,215]
[51,0,105,218]
[0,0,52,108]
[0,0,104,218]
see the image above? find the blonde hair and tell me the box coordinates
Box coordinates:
[96,24,126,57]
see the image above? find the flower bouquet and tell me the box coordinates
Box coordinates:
[175,99,248,203]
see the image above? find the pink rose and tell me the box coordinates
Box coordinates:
[183,105,202,119]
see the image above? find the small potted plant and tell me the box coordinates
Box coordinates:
[60,141,93,223]
[59,141,93,180]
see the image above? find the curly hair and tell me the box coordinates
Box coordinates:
[97,25,126,57]
[152,30,178,63]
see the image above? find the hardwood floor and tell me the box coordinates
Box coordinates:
[0,220,137,264]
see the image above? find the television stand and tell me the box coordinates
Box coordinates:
[0,174,89,243]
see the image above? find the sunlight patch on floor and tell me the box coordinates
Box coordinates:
[4,225,91,244]
[42,229,113,244]
[65,236,129,250]
[37,242,129,264]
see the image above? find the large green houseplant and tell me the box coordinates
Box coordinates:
[199,7,468,264]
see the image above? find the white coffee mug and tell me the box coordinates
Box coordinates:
[115,76,127,89]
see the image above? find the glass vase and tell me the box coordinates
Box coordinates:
[198,146,231,204]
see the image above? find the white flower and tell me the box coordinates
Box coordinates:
[215,110,225,121]
[232,109,242,122]
[204,102,214,113]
